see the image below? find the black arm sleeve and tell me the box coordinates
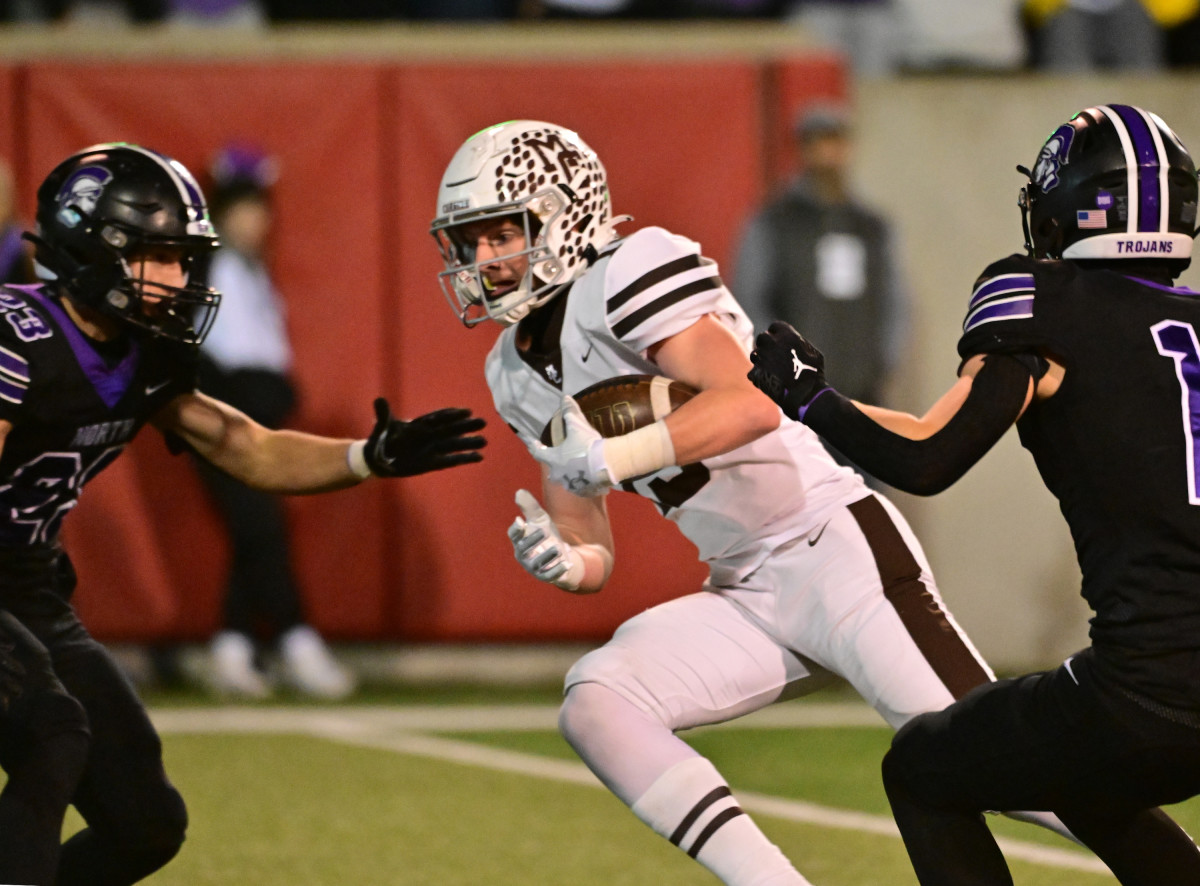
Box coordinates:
[802,353,1034,496]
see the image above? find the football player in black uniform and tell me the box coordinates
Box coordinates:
[0,143,486,886]
[748,104,1200,884]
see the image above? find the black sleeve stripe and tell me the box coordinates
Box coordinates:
[611,275,723,340]
[607,254,706,312]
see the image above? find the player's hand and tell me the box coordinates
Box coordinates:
[364,398,486,477]
[0,610,66,712]
[507,489,586,592]
[748,321,832,422]
[530,396,613,497]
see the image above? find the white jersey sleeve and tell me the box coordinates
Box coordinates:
[603,226,753,355]
[485,225,868,588]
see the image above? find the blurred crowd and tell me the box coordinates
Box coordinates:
[0,0,1195,72]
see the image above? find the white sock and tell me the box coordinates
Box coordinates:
[631,757,814,886]
[999,809,1083,846]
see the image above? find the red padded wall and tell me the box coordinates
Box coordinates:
[0,66,18,176]
[28,63,391,639]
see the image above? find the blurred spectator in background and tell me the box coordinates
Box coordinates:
[535,0,786,17]
[164,0,265,26]
[784,0,901,75]
[195,143,355,699]
[0,159,34,285]
[263,0,521,19]
[1023,0,1171,70]
[1156,0,1195,64]
[733,103,909,486]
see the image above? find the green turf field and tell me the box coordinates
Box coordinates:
[49,691,1199,885]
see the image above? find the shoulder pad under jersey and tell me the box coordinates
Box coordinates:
[958,253,1045,360]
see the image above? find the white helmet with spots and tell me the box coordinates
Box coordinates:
[431,120,623,327]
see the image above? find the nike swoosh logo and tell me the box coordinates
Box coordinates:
[145,379,171,396]
[581,344,595,362]
[807,521,830,547]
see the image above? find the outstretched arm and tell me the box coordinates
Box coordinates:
[749,322,1044,495]
[154,392,485,494]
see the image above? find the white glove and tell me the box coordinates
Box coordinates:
[530,396,614,498]
[507,489,586,591]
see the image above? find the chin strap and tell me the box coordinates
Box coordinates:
[1016,166,1037,258]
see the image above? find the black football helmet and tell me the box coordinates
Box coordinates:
[29,143,221,345]
[1018,105,1199,266]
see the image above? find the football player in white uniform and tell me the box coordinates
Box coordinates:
[431,120,1071,885]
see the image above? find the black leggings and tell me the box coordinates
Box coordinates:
[883,647,1200,885]
[0,548,187,886]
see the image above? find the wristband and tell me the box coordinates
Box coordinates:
[601,421,676,483]
[346,439,371,480]
[555,542,615,594]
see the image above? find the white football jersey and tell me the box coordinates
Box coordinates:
[485,225,867,586]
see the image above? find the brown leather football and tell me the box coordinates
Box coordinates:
[541,374,699,445]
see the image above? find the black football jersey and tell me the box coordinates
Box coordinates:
[960,253,1200,659]
[0,285,195,548]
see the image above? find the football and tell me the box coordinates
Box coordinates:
[541,374,699,445]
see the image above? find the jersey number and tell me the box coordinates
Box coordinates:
[621,462,711,514]
[0,448,122,544]
[1152,320,1200,505]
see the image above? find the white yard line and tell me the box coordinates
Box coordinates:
[151,705,1109,876]
[149,700,885,733]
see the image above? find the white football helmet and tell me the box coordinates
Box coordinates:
[431,120,624,327]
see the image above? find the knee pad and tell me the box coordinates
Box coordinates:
[130,786,188,869]
[564,645,672,726]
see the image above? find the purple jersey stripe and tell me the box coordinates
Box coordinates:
[964,296,1034,333]
[25,288,139,409]
[969,273,1035,310]
[1126,276,1200,297]
[0,346,29,382]
[1110,104,1161,234]
[0,374,25,404]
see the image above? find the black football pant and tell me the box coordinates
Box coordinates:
[0,547,187,886]
[882,646,1200,885]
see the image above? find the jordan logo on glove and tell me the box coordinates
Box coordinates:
[792,348,820,380]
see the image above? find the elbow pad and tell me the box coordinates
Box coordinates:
[803,354,1033,495]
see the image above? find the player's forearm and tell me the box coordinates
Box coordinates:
[804,356,1030,495]
[237,429,364,494]
[853,376,973,440]
[543,478,615,592]
[663,387,780,465]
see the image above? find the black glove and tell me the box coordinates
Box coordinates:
[748,321,832,422]
[364,398,487,477]
[0,610,66,713]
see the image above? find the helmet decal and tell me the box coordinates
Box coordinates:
[1031,124,1074,193]
[494,128,587,201]
[55,165,113,225]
